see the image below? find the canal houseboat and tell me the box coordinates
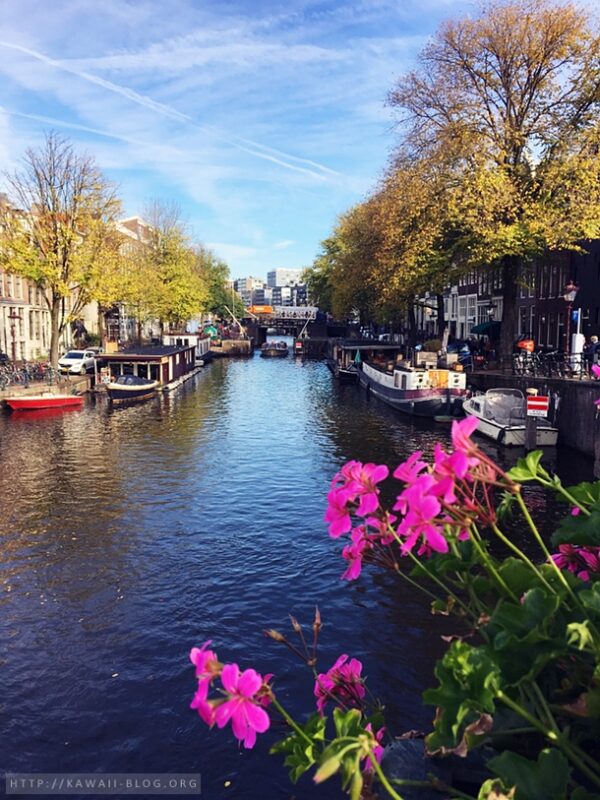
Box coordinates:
[463,389,559,447]
[162,332,212,365]
[357,348,467,417]
[105,375,158,404]
[260,341,289,358]
[96,344,197,391]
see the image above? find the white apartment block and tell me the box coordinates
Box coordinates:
[267,268,303,288]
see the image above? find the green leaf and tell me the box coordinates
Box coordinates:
[507,451,544,482]
[562,482,600,507]
[477,777,513,799]
[270,712,326,783]
[488,748,570,800]
[424,641,500,752]
[566,621,594,651]
[580,583,600,615]
[484,590,566,685]
[333,707,363,738]
[572,790,600,800]
[497,491,517,522]
[551,510,600,547]
[497,558,541,596]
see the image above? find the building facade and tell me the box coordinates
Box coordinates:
[267,268,303,289]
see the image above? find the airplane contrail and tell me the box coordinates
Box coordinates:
[0,41,339,182]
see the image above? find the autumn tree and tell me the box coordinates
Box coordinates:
[193,247,244,319]
[0,133,122,366]
[389,0,600,355]
[302,237,337,314]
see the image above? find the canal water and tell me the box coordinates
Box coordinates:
[0,351,593,799]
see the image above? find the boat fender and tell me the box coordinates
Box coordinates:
[497,427,505,445]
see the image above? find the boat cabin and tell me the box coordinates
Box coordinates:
[162,332,211,361]
[96,344,196,386]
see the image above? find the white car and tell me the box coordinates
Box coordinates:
[58,349,96,375]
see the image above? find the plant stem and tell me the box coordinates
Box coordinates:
[469,524,518,601]
[490,522,555,594]
[514,492,589,612]
[270,698,314,747]
[497,691,600,789]
[368,752,404,800]
[536,478,591,517]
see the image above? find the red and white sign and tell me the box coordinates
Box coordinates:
[527,395,549,417]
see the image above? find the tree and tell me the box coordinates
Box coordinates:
[389,0,600,355]
[142,201,207,332]
[194,247,244,319]
[302,238,337,314]
[0,133,122,365]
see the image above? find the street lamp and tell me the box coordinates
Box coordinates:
[486,302,496,320]
[7,310,21,363]
[563,280,578,354]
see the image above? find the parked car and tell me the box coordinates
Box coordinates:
[58,349,96,374]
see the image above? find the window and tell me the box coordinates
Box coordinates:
[519,306,528,335]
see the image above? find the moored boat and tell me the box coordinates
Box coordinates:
[4,394,84,411]
[260,341,289,358]
[358,360,467,417]
[106,375,158,403]
[463,388,558,446]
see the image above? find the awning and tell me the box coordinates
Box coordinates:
[470,320,501,336]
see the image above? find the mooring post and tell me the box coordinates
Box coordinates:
[525,387,538,451]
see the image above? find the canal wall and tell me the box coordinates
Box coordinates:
[468,372,599,461]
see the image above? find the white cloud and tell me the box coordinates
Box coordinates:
[273,240,295,250]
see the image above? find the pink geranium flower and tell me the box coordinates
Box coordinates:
[451,416,479,454]
[314,654,365,714]
[552,544,600,582]
[365,512,397,545]
[324,488,353,538]
[393,451,427,484]
[362,724,386,773]
[341,527,372,581]
[395,474,448,554]
[346,462,389,516]
[214,664,270,749]
[189,640,221,705]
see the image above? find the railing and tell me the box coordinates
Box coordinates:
[511,352,592,379]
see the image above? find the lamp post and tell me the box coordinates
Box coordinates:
[486,301,496,320]
[7,310,21,364]
[563,280,578,354]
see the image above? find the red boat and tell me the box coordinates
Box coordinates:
[4,394,84,411]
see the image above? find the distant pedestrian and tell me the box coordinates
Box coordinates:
[584,336,599,374]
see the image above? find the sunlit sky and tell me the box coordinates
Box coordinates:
[0,0,476,280]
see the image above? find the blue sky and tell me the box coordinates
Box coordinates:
[0,0,475,280]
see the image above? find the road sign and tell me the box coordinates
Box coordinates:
[527,395,549,417]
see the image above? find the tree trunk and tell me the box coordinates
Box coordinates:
[97,305,106,348]
[49,297,61,368]
[499,256,520,360]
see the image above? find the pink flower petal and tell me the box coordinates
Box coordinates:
[220,663,240,694]
[237,668,262,698]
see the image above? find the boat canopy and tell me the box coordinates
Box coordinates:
[484,389,525,425]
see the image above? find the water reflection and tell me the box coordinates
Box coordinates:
[0,354,593,798]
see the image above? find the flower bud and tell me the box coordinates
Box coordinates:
[263,628,286,643]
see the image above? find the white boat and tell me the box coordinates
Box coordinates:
[463,388,558,447]
[358,360,467,417]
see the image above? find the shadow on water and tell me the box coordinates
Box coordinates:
[0,353,593,798]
